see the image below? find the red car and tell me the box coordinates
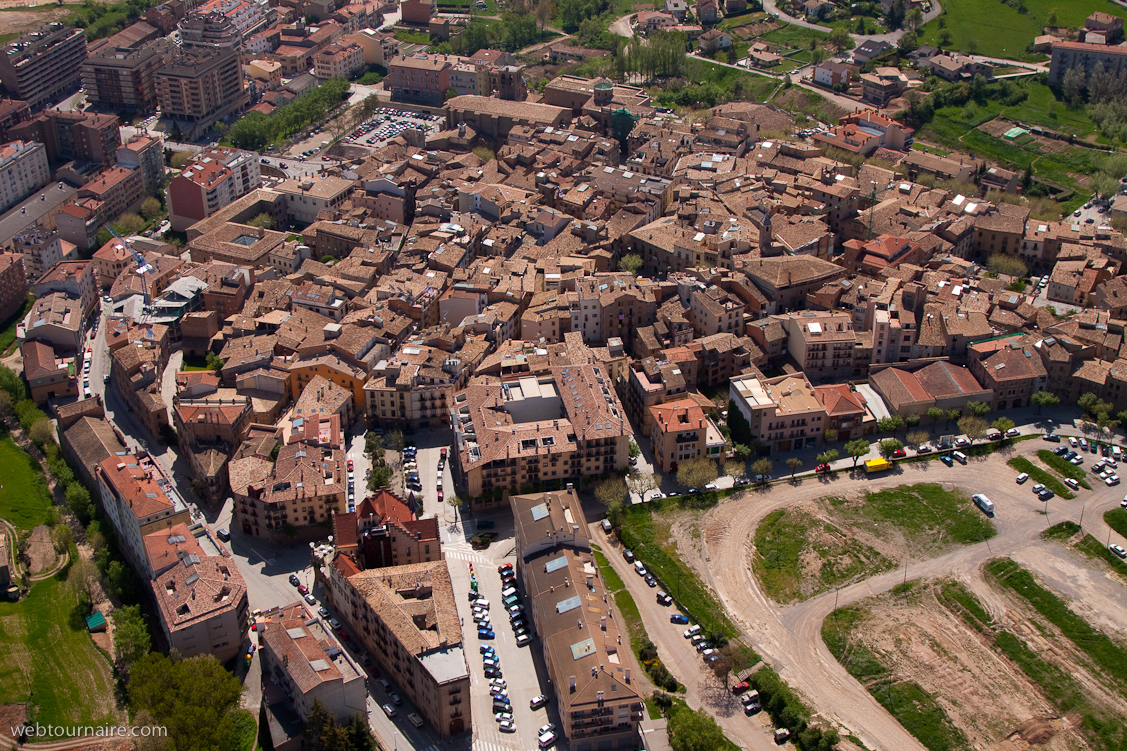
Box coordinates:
[815,463,831,473]
[891,449,907,458]
[731,681,749,694]
[298,585,308,595]
[347,459,354,471]
[437,489,444,501]
[440,447,447,457]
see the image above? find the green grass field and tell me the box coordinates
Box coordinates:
[0,436,54,531]
[1036,450,1092,488]
[918,0,1125,59]
[0,294,32,356]
[832,483,997,550]
[1007,457,1074,499]
[754,508,895,603]
[0,576,118,726]
[1106,508,1127,539]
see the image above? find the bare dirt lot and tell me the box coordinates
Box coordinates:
[0,7,68,38]
[24,524,56,575]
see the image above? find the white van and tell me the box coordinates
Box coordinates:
[952,451,968,464]
[972,494,994,515]
[501,586,518,600]
[601,519,612,533]
[408,713,424,728]
[1115,445,1123,461]
[634,561,646,576]
[474,599,490,610]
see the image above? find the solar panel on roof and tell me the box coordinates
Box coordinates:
[531,503,549,521]
[545,556,568,573]
[570,637,596,660]
[557,595,582,613]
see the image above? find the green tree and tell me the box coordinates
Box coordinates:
[1092,172,1120,203]
[898,30,918,53]
[594,476,628,509]
[830,26,853,51]
[926,406,944,425]
[944,408,962,428]
[111,212,146,236]
[877,416,904,435]
[823,427,838,443]
[677,458,718,490]
[938,28,951,47]
[992,416,1015,434]
[751,458,772,482]
[727,402,753,446]
[906,429,930,448]
[1047,7,1057,26]
[169,151,192,169]
[906,6,923,29]
[618,253,643,276]
[724,458,746,479]
[986,254,1027,278]
[1095,411,1118,446]
[246,212,276,230]
[386,429,405,456]
[628,441,641,460]
[140,196,162,221]
[1077,392,1101,418]
[1062,67,1086,107]
[958,415,989,444]
[28,418,53,446]
[878,438,903,459]
[128,653,245,751]
[846,438,869,467]
[811,47,827,65]
[669,705,728,751]
[445,86,458,100]
[1030,391,1060,415]
[205,351,224,375]
[66,482,93,524]
[0,365,24,402]
[785,456,802,478]
[113,605,151,675]
[967,401,991,417]
[816,449,839,464]
[368,464,392,491]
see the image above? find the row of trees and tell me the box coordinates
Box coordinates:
[228,78,350,152]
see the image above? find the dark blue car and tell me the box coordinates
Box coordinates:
[940,454,954,466]
[670,614,689,624]
[478,629,495,639]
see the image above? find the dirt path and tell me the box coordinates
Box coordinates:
[696,439,1127,751]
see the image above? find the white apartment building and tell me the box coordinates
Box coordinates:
[168,146,262,231]
[0,140,49,213]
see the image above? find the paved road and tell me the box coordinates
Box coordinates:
[596,528,781,751]
[695,422,1127,751]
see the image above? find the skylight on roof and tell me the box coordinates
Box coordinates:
[531,503,549,521]
[557,595,582,614]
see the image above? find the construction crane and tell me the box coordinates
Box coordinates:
[107,226,153,307]
[865,179,899,241]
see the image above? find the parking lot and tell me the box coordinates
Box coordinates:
[344,107,444,149]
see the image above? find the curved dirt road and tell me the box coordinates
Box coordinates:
[699,441,1127,751]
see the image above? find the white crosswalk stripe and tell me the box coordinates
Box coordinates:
[444,549,490,564]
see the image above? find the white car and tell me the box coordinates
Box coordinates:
[538,730,558,748]
[954,437,971,447]
[494,711,513,723]
[1069,436,1079,447]
[1006,428,1020,438]
[1106,475,1120,486]
[1032,484,1045,493]
[1064,478,1080,490]
[499,720,516,733]
[1070,456,1085,465]
[1015,473,1029,484]
[538,723,556,736]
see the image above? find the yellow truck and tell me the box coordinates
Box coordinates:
[865,457,892,474]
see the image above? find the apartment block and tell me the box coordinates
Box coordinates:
[156,46,249,136]
[81,43,165,113]
[0,24,88,112]
[0,97,30,141]
[258,602,367,724]
[96,450,191,578]
[968,336,1048,410]
[729,372,827,455]
[451,365,632,501]
[774,311,860,381]
[116,134,165,199]
[326,560,470,737]
[12,226,76,281]
[229,441,346,544]
[388,53,451,105]
[332,490,440,569]
[0,252,27,324]
[17,292,83,351]
[21,339,77,403]
[364,345,465,428]
[9,109,121,166]
[313,42,364,80]
[868,360,993,417]
[510,488,643,750]
[168,146,262,231]
[648,398,726,473]
[30,259,97,319]
[0,140,48,212]
[570,275,657,347]
[346,29,399,67]
[147,523,249,663]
